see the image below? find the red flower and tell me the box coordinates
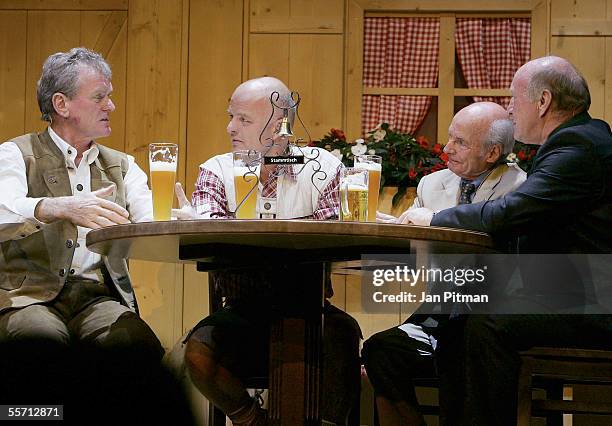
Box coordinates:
[408,168,418,180]
[439,153,449,163]
[432,143,443,155]
[529,149,537,158]
[417,135,429,148]
[330,128,346,141]
[432,163,445,172]
[517,150,527,161]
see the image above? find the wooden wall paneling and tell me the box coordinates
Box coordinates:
[184,0,244,341]
[0,11,27,142]
[186,0,244,192]
[81,11,128,153]
[530,0,550,57]
[289,34,344,140]
[437,15,454,145]
[251,0,343,34]
[345,0,365,140]
[125,0,186,350]
[24,11,81,133]
[0,0,128,10]
[551,36,606,119]
[248,34,290,81]
[551,0,607,20]
[250,0,290,19]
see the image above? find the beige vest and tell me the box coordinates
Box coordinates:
[0,131,137,313]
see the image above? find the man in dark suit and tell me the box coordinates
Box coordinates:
[404,56,612,425]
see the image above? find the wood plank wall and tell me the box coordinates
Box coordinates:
[1,0,612,350]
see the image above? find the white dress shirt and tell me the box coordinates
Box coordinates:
[0,127,152,281]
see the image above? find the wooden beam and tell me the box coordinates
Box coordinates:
[345,0,365,139]
[454,88,511,96]
[437,15,455,145]
[354,0,541,13]
[552,19,612,36]
[363,87,439,96]
[251,16,343,34]
[0,0,127,10]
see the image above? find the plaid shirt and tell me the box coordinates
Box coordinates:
[192,163,341,220]
[192,155,341,302]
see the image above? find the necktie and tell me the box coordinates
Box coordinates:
[458,180,476,205]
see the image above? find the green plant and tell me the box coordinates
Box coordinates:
[310,123,448,206]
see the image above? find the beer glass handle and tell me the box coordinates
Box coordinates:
[341,183,350,218]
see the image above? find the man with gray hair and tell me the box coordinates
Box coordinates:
[404,56,612,425]
[0,48,162,361]
[363,102,525,426]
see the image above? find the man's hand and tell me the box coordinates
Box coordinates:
[172,182,196,220]
[376,211,398,223]
[35,185,130,229]
[397,207,434,226]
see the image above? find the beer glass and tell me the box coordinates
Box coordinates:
[340,167,369,222]
[149,142,178,221]
[233,150,262,219]
[354,154,382,222]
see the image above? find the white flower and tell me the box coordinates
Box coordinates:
[372,129,386,142]
[351,144,367,156]
[331,149,343,161]
[354,138,365,145]
[506,153,517,162]
[368,149,376,155]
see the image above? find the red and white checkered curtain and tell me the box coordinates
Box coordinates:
[362,18,439,136]
[455,18,531,108]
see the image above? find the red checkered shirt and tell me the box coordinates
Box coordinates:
[191,163,341,220]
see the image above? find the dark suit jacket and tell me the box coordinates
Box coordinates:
[432,112,612,310]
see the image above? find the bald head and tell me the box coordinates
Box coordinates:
[517,56,590,115]
[445,102,514,180]
[233,77,291,104]
[453,102,514,155]
[227,76,293,154]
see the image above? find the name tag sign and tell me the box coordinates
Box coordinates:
[264,155,304,165]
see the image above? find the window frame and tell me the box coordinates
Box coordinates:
[344,0,549,143]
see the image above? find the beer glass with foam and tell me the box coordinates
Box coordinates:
[233,150,262,219]
[149,143,178,221]
[340,168,369,222]
[354,155,382,222]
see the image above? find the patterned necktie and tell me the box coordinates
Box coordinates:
[458,180,476,205]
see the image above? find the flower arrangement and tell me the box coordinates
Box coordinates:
[310,123,448,206]
[508,141,538,172]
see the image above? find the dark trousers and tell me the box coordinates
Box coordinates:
[438,314,612,426]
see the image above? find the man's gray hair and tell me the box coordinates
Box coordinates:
[484,118,515,156]
[37,47,112,122]
[527,62,591,115]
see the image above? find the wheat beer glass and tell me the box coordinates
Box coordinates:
[233,150,262,219]
[340,168,369,222]
[354,154,382,222]
[149,143,178,221]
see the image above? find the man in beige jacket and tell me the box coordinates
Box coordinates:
[365,102,526,426]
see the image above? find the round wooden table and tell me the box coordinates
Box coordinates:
[88,220,495,426]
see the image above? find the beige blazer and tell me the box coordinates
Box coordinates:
[411,163,526,211]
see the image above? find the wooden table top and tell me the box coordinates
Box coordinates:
[87,219,496,264]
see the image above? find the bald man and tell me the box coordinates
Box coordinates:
[175,77,361,426]
[363,102,526,426]
[404,57,612,425]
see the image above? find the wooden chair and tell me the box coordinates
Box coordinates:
[517,347,612,426]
